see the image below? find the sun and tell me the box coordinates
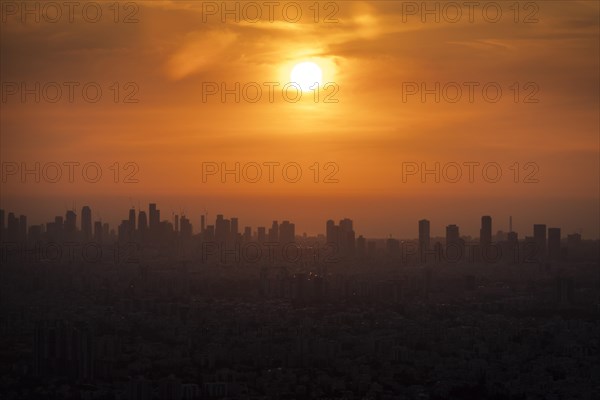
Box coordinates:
[290,62,323,92]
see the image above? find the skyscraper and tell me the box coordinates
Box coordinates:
[138,211,148,232]
[128,208,136,233]
[356,235,366,257]
[231,217,239,237]
[533,224,547,259]
[339,218,356,255]
[18,215,27,242]
[94,221,103,243]
[279,220,295,244]
[268,221,279,242]
[7,212,18,241]
[480,215,492,248]
[180,215,192,238]
[215,214,225,242]
[149,203,159,230]
[418,219,430,251]
[326,220,335,244]
[548,227,561,260]
[445,224,462,261]
[81,206,92,240]
[446,224,460,246]
[257,227,266,243]
[65,210,77,235]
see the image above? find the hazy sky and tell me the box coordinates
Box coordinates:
[1,1,599,238]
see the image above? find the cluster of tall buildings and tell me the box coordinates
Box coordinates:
[0,206,586,263]
[201,215,295,245]
[415,216,577,262]
[0,204,297,247]
[326,219,356,256]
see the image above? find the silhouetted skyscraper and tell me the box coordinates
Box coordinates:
[149,203,159,230]
[94,221,103,243]
[533,224,547,259]
[339,218,356,255]
[18,215,27,242]
[269,221,279,242]
[180,215,192,238]
[446,224,460,246]
[7,212,18,241]
[128,208,136,233]
[548,227,561,260]
[215,214,225,242]
[138,211,148,232]
[65,210,77,235]
[326,220,335,244]
[279,220,295,243]
[81,206,92,240]
[257,227,266,243]
[446,224,463,261]
[231,217,239,237]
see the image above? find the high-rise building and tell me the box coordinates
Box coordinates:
[18,215,27,242]
[200,215,205,234]
[65,210,77,235]
[257,227,266,243]
[279,220,295,244]
[180,216,192,238]
[446,224,460,246]
[445,224,462,261]
[94,221,103,243]
[102,223,109,241]
[7,212,18,241]
[339,218,356,255]
[533,224,547,259]
[269,221,279,242]
[480,216,492,247]
[149,203,159,230]
[81,206,92,240]
[548,227,561,260]
[356,235,366,257]
[326,220,336,244]
[215,214,225,242]
[128,208,136,233]
[231,217,239,237]
[138,211,148,232]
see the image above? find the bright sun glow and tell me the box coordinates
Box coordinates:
[290,62,323,92]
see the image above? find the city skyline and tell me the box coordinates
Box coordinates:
[1,2,598,398]
[0,202,587,243]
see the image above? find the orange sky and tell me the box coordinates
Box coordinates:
[1,1,599,238]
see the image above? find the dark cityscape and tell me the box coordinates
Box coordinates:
[0,205,598,399]
[2,1,599,399]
